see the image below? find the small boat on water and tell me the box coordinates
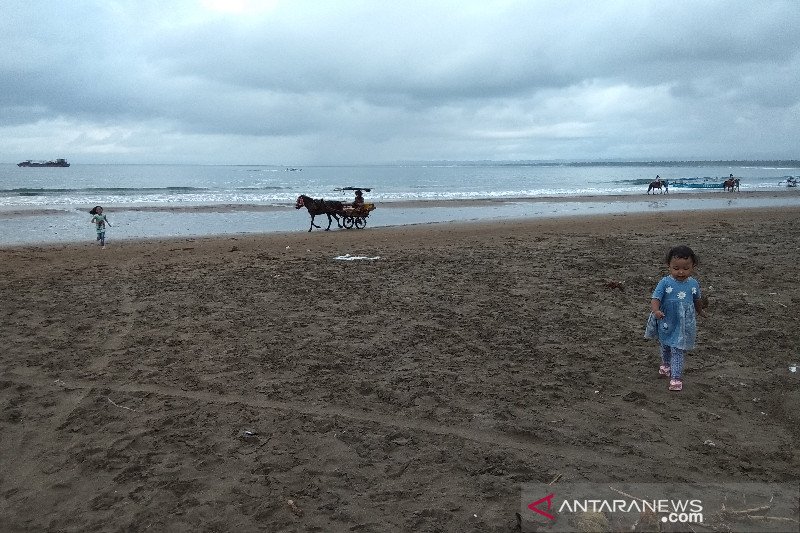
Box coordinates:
[18,158,70,167]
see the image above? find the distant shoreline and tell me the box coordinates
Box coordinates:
[2,190,799,247]
[0,188,797,215]
[4,159,800,167]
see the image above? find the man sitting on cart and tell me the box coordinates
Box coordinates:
[350,189,365,209]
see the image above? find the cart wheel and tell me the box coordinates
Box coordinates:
[343,217,354,229]
[354,217,366,229]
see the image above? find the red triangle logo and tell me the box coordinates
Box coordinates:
[528,493,556,520]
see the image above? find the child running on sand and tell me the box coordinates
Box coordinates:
[89,206,111,248]
[645,245,705,391]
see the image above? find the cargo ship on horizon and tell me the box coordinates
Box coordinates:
[18,158,70,167]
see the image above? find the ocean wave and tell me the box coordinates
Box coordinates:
[1,186,209,195]
[0,185,292,197]
[234,186,290,191]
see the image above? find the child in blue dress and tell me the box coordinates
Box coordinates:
[645,245,705,391]
[89,206,111,248]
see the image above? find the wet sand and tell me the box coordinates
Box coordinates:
[1,206,799,531]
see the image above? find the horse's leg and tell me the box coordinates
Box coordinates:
[324,214,341,230]
[309,214,319,232]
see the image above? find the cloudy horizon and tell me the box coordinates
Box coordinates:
[2,1,798,165]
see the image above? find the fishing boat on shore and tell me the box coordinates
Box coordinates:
[18,158,70,167]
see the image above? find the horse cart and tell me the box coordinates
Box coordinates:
[341,203,376,229]
[295,193,377,231]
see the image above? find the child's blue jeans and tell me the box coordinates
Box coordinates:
[660,344,685,380]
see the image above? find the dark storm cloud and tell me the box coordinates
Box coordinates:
[1,0,798,163]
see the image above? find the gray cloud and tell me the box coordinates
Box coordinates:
[1,0,798,164]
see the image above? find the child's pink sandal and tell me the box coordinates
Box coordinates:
[668,379,683,391]
[658,365,671,377]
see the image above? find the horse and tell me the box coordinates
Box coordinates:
[647,180,668,194]
[295,195,345,232]
[723,178,740,192]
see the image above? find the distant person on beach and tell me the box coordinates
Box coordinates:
[644,245,705,391]
[89,206,111,248]
[647,175,668,194]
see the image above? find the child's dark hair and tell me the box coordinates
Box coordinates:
[665,245,698,265]
[89,206,102,215]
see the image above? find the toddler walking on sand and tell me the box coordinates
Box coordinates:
[89,206,111,248]
[645,245,705,391]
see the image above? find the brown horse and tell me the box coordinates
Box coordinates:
[723,178,740,192]
[295,195,345,232]
[647,180,668,194]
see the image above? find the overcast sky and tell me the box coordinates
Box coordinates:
[1,1,798,165]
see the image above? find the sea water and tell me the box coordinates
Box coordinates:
[1,161,798,245]
[2,161,799,207]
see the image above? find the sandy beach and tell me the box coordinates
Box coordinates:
[1,206,799,531]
